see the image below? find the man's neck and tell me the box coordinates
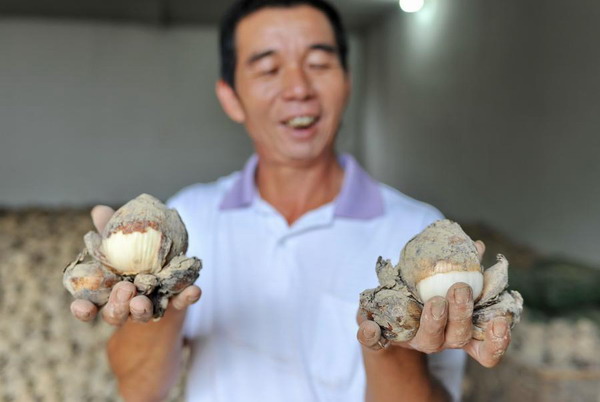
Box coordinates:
[256,153,344,226]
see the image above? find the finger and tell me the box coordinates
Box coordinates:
[356,308,371,326]
[171,285,202,311]
[409,296,447,353]
[357,320,386,351]
[129,295,154,323]
[474,240,486,262]
[464,317,511,368]
[444,282,474,348]
[91,205,115,233]
[70,299,98,322]
[102,281,136,326]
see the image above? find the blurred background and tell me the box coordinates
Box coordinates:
[0,0,599,400]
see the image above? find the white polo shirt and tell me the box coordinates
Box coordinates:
[168,154,465,402]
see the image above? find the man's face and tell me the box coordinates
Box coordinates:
[226,5,350,165]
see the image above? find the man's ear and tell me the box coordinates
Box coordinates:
[215,80,245,123]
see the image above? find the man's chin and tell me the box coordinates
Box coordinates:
[277,147,336,165]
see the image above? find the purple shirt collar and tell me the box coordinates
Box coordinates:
[219,153,384,219]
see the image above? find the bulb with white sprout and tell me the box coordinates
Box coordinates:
[63,194,201,318]
[360,219,523,342]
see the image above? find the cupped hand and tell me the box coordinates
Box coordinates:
[357,240,511,368]
[69,205,201,326]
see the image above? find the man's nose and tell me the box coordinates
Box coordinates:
[281,66,315,100]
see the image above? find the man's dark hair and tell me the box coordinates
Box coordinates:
[219,0,349,89]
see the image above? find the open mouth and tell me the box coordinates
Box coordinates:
[283,115,318,129]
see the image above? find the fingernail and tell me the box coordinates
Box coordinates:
[454,286,472,304]
[117,288,133,302]
[363,327,377,340]
[492,317,508,338]
[431,299,446,320]
[187,294,200,304]
[75,308,91,320]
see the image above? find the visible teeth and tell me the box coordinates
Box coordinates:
[286,116,316,128]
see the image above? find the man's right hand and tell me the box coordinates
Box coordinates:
[69,205,201,326]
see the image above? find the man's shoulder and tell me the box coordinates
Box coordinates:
[377,182,444,226]
[167,171,239,211]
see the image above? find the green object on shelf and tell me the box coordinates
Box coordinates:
[509,259,600,314]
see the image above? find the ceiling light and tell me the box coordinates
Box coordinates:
[399,0,425,13]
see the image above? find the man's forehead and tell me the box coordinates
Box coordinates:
[234,5,337,57]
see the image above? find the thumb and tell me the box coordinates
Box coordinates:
[91,205,115,232]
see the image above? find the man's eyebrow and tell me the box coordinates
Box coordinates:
[309,43,338,54]
[246,50,276,66]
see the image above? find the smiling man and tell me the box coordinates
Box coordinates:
[70,1,511,401]
[215,3,349,225]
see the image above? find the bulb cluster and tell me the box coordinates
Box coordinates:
[63,194,201,318]
[360,219,523,342]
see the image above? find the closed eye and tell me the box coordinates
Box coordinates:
[261,68,279,76]
[309,63,331,70]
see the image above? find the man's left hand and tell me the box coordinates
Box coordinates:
[356,240,511,368]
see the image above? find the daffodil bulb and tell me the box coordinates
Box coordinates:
[399,220,483,303]
[360,219,523,342]
[85,194,188,275]
[64,193,201,318]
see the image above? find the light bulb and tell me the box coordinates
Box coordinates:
[399,0,424,13]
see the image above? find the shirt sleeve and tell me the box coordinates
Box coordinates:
[421,205,445,228]
[427,349,467,401]
[166,189,211,341]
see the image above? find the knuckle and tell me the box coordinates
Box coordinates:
[478,345,507,368]
[449,304,474,319]
[421,345,442,354]
[103,305,126,325]
[451,323,472,338]
[419,324,445,346]
[446,338,470,349]
[492,348,506,360]
[104,309,118,321]
[425,321,445,337]
[445,326,472,348]
[102,313,119,326]
[412,340,442,355]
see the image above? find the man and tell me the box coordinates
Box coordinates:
[71,1,511,401]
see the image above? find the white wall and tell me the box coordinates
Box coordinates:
[362,0,600,265]
[3,3,598,266]
[0,19,364,207]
